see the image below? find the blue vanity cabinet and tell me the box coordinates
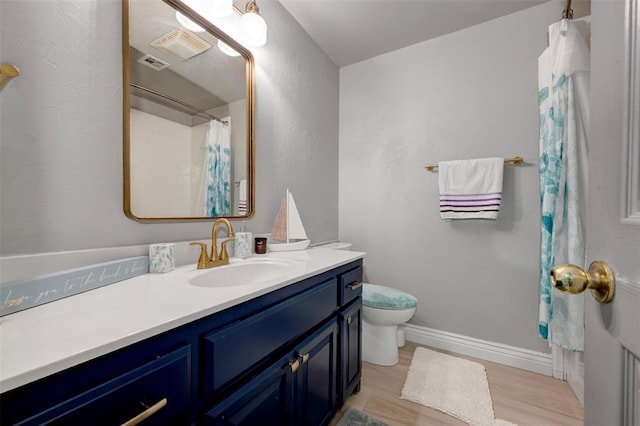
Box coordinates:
[204,352,296,425]
[0,343,193,426]
[0,259,363,426]
[205,320,338,426]
[337,264,363,406]
[202,278,338,402]
[294,320,338,426]
[339,299,362,406]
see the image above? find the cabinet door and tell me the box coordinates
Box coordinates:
[294,320,338,426]
[11,346,191,426]
[339,299,362,406]
[203,278,338,400]
[205,354,295,426]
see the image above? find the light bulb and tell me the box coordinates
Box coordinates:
[201,0,233,18]
[240,11,267,47]
[217,40,241,57]
[175,11,205,32]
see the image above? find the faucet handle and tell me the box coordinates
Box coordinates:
[189,242,209,269]
[220,239,234,261]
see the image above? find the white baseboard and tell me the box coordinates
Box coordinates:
[403,324,553,377]
[565,348,585,406]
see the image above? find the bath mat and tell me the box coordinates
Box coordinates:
[336,407,389,426]
[400,347,516,426]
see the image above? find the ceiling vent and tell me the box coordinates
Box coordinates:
[151,29,212,61]
[137,54,170,71]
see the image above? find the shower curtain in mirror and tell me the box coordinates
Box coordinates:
[537,19,590,351]
[201,119,231,216]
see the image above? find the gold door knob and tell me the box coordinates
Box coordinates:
[550,261,615,304]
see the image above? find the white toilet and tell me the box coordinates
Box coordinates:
[315,243,417,366]
[362,283,417,366]
[312,242,353,250]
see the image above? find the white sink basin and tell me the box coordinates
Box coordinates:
[189,259,293,288]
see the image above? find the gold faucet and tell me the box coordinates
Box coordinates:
[190,218,235,269]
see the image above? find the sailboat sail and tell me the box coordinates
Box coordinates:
[286,191,307,240]
[269,190,310,251]
[271,198,288,241]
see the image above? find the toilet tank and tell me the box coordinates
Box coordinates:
[315,242,352,250]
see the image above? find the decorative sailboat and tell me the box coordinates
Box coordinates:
[268,189,310,252]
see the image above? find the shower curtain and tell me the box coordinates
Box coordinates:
[199,119,231,217]
[537,19,590,351]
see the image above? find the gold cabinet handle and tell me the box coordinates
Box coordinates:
[289,358,300,374]
[120,398,167,426]
[299,353,310,365]
[348,282,363,291]
[550,261,616,304]
[346,315,352,325]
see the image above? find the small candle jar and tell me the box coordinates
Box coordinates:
[254,237,267,254]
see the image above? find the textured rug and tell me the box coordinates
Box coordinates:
[400,347,517,426]
[336,407,389,426]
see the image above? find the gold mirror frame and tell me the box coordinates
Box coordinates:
[122,0,255,222]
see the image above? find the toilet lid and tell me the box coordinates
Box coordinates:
[362,283,417,310]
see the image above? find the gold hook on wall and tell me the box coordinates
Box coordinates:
[0,63,20,91]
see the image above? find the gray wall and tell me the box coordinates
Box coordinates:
[0,0,339,256]
[339,2,560,353]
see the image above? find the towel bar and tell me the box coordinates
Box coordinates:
[425,156,523,172]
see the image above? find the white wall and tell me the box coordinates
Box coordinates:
[190,123,208,216]
[339,2,560,353]
[0,0,339,259]
[130,109,193,217]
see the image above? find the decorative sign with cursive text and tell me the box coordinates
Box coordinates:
[0,256,149,317]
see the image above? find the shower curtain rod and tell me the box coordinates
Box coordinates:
[424,156,523,172]
[129,83,228,125]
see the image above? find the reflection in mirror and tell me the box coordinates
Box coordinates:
[123,0,254,221]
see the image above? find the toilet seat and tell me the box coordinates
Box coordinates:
[362,283,417,310]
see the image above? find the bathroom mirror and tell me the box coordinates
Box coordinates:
[123,0,254,221]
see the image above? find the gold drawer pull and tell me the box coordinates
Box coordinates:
[348,282,363,291]
[299,353,310,365]
[289,358,300,374]
[121,398,167,426]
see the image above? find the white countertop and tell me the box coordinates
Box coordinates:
[0,249,365,393]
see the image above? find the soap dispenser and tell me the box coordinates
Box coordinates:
[234,221,252,259]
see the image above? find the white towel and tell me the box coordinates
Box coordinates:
[238,179,247,215]
[438,157,504,220]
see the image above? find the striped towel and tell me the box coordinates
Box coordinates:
[238,179,247,215]
[438,157,504,220]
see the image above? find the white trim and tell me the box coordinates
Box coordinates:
[403,324,553,377]
[624,0,640,220]
[566,349,585,406]
[552,344,566,379]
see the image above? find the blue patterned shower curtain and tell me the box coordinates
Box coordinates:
[537,19,590,351]
[203,119,231,216]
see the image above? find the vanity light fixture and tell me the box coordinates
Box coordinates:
[174,0,234,34]
[180,0,233,21]
[240,0,267,47]
[174,0,268,56]
[204,0,234,18]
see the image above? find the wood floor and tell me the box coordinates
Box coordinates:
[331,341,584,426]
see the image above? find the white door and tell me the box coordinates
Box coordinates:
[583,0,640,424]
